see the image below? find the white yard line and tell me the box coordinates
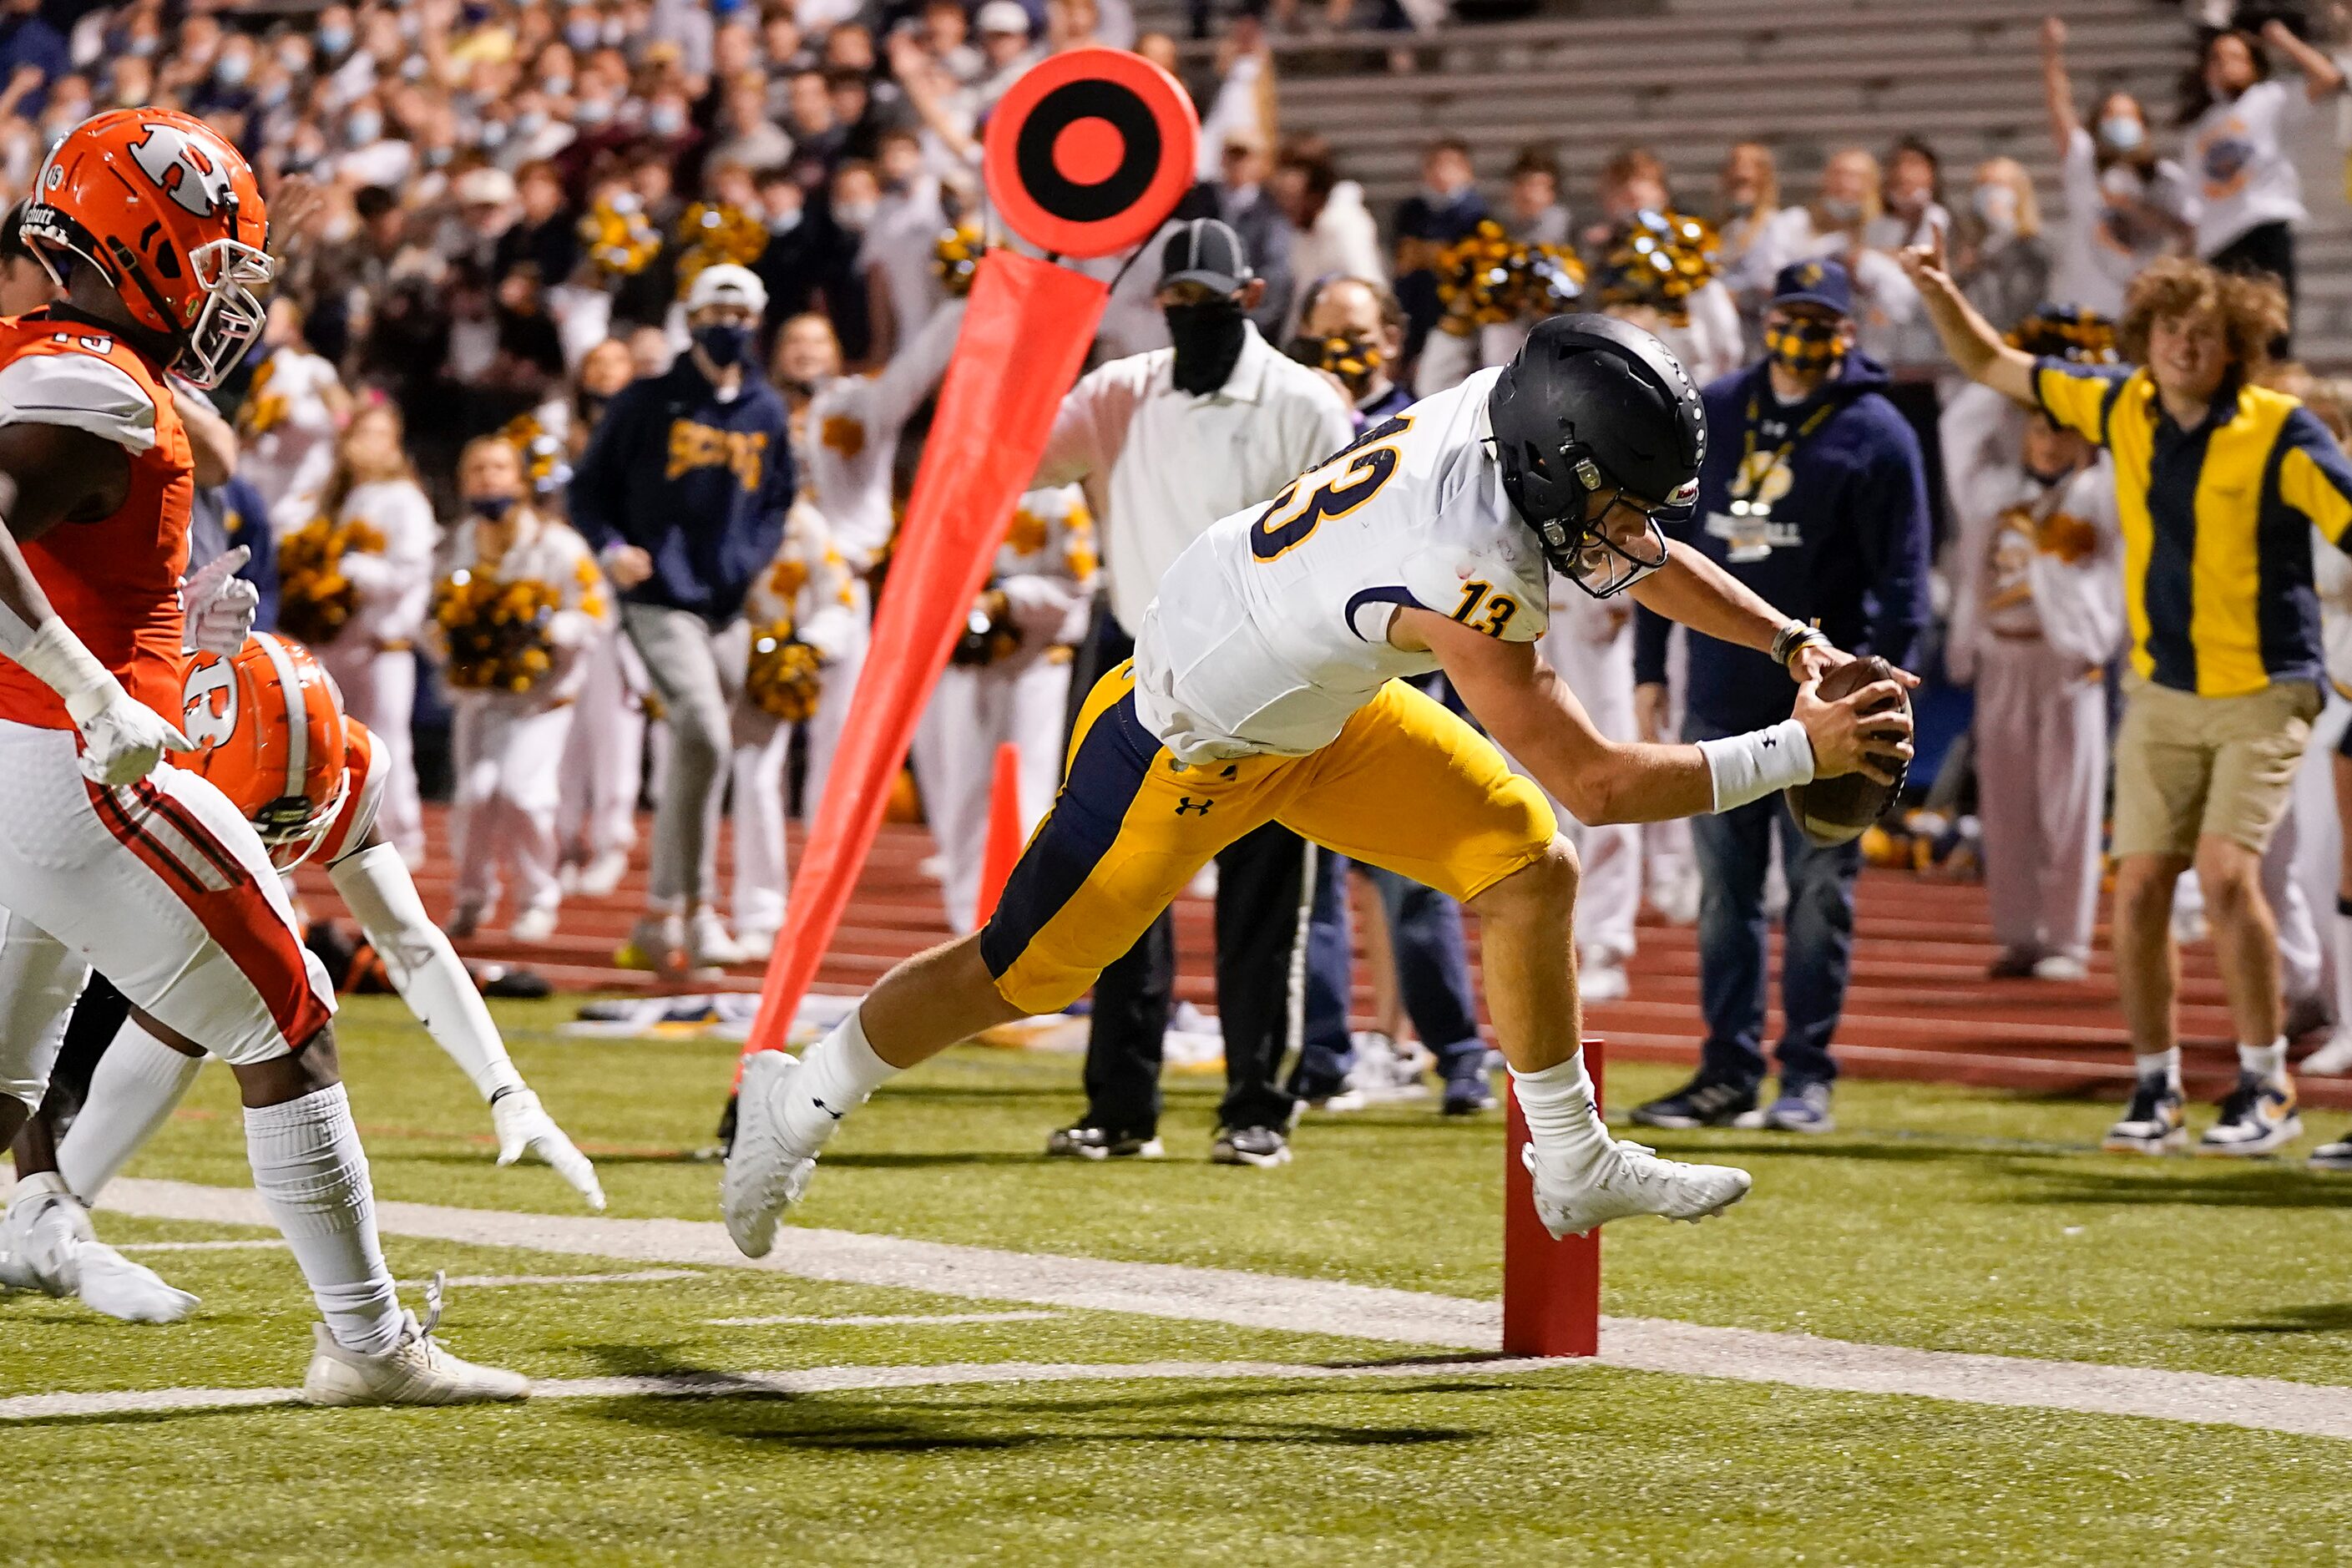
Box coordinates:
[394,1270,703,1290]
[117,1239,290,1254]
[707,1311,1063,1328]
[0,1354,1576,1424]
[98,1178,2352,1442]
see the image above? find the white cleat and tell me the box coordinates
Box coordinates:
[302,1272,529,1407]
[1524,1140,1752,1238]
[0,1175,198,1323]
[687,909,752,969]
[492,1088,606,1210]
[2302,1031,2352,1076]
[507,905,559,943]
[722,1050,820,1257]
[574,848,631,898]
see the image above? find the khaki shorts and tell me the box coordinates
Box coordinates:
[2111,675,2320,859]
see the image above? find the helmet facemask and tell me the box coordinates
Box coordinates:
[1531,453,1686,600]
[180,235,274,389]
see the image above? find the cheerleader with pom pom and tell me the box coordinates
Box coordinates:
[435,437,611,942]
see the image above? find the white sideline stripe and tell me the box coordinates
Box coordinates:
[0,1355,1576,1424]
[97,1180,2352,1442]
[392,1271,703,1291]
[707,1311,1063,1328]
[118,1240,290,1254]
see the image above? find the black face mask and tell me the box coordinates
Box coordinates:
[468,494,518,522]
[1165,298,1249,396]
[575,391,609,428]
[694,322,754,368]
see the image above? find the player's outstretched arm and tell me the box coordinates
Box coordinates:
[0,424,191,785]
[326,834,605,1210]
[1403,608,1912,825]
[1631,545,1926,691]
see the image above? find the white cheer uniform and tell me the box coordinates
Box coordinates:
[315,478,436,863]
[438,518,609,925]
[726,502,863,943]
[241,345,341,521]
[1535,580,1642,968]
[557,625,649,867]
[911,487,1098,933]
[1948,459,2122,966]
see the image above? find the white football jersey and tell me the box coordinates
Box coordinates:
[1134,367,1549,762]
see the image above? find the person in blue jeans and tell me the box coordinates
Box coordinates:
[1630,260,1930,1133]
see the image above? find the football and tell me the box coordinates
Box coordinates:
[1786,655,1909,847]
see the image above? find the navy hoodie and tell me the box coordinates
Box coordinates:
[569,356,795,624]
[1634,352,1930,731]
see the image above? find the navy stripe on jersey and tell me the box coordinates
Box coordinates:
[2256,423,2325,684]
[2142,417,2213,691]
[1343,585,1425,642]
[979,692,1161,981]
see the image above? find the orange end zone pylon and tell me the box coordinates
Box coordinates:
[1502,1039,1604,1358]
[972,741,1024,928]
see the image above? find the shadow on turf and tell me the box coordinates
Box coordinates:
[2196,1302,2352,1334]
[2015,1168,2352,1211]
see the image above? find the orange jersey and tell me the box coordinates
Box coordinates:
[0,313,193,731]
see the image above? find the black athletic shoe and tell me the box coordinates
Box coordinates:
[1441,1070,1497,1116]
[714,1093,739,1160]
[1044,1124,1166,1161]
[1210,1125,1292,1167]
[1629,1073,1758,1130]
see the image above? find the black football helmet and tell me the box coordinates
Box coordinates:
[1487,313,1707,598]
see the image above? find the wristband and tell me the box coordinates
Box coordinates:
[1771,620,1830,670]
[12,616,119,724]
[1697,718,1814,811]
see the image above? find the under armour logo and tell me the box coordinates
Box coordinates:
[1762,736,1778,747]
[1174,797,1213,816]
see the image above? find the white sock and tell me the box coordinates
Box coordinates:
[2333,907,2352,1034]
[780,1009,898,1148]
[2238,1037,2289,1080]
[243,1084,402,1355]
[2134,1048,2183,1089]
[56,1019,205,1201]
[1509,1052,1611,1170]
[330,845,524,1101]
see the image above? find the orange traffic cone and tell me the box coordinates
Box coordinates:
[973,741,1024,926]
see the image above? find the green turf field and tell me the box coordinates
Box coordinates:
[8,994,2352,1565]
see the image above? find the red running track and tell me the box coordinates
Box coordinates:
[311,807,2352,1111]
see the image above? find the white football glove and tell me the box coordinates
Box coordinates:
[492,1088,606,1211]
[181,546,260,655]
[68,679,194,787]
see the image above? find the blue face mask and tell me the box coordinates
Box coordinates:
[478,119,508,148]
[515,110,547,136]
[346,110,381,145]
[540,73,571,98]
[469,494,518,522]
[2099,114,2146,152]
[649,104,685,136]
[215,53,250,87]
[319,24,353,55]
[426,144,453,168]
[693,321,753,367]
[564,18,599,50]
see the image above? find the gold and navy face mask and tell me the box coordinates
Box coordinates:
[1763,316,1845,374]
[1313,333,1383,395]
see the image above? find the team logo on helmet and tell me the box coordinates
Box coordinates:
[129,123,235,221]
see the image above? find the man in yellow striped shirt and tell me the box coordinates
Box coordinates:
[1906,240,2352,1161]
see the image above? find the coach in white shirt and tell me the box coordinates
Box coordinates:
[1031,217,1353,1167]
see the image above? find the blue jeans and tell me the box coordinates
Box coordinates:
[1295,851,1485,1091]
[1687,715,1862,1090]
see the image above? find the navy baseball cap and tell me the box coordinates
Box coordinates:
[1770,257,1853,316]
[1159,218,1252,295]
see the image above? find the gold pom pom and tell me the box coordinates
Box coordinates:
[434,571,561,692]
[745,618,824,721]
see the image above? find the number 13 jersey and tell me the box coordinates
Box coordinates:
[1133,367,1550,764]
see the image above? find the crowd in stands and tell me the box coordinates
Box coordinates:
[8,0,2352,1150]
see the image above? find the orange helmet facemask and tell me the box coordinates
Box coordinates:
[20,109,273,388]
[175,632,351,871]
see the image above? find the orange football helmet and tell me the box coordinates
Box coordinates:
[175,632,350,870]
[20,108,272,387]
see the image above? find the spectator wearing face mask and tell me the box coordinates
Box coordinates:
[814,158,881,366]
[858,127,946,367]
[1030,219,1353,1167]
[707,68,795,176]
[1270,136,1385,341]
[2179,20,2343,337]
[1211,125,1295,340]
[970,1,1041,112]
[571,264,796,976]
[2038,17,2195,319]
[1392,136,1487,372]
[1718,141,1794,354]
[1953,158,2052,336]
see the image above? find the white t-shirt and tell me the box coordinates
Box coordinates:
[242,346,342,518]
[333,478,438,650]
[2188,78,2309,255]
[1133,368,1548,762]
[1949,459,2123,676]
[799,300,964,570]
[2053,128,2197,316]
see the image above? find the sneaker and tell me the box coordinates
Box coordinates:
[2309,1129,2352,1171]
[1759,1081,1835,1134]
[1986,948,2039,979]
[1441,1070,1496,1115]
[301,1273,529,1407]
[2197,1070,2302,1156]
[687,908,752,969]
[1629,1073,1758,1130]
[1343,1032,1432,1100]
[575,848,631,898]
[0,1174,198,1323]
[721,1050,822,1257]
[507,905,559,943]
[1523,1139,1752,1238]
[1044,1124,1165,1160]
[2031,953,2089,983]
[2302,1031,2352,1075]
[1580,962,1630,1003]
[734,926,779,959]
[1649,866,1700,926]
[615,912,686,974]
[1210,1125,1292,1167]
[2102,1077,2188,1154]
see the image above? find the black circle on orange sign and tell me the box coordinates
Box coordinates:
[983,46,1198,259]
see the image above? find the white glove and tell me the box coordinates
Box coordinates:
[491,1087,606,1211]
[8,618,192,784]
[180,546,260,655]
